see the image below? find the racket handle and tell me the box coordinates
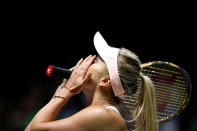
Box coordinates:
[46,65,72,78]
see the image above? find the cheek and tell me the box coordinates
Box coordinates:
[83,64,100,91]
[87,64,102,83]
[85,62,108,88]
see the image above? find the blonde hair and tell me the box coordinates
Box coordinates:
[117,48,158,131]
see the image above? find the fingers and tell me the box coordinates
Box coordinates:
[86,55,96,68]
[76,58,84,67]
[81,55,96,77]
[88,55,96,64]
[76,55,96,66]
[84,55,92,61]
[76,55,92,67]
[69,58,84,71]
[62,79,67,85]
[84,55,96,63]
[83,55,96,67]
[60,78,68,88]
[69,66,75,71]
[75,55,96,71]
[71,55,92,70]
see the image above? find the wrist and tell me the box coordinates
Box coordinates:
[52,87,72,101]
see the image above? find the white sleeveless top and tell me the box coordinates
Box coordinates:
[105,106,136,131]
[105,106,120,114]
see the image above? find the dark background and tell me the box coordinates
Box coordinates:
[1,3,196,131]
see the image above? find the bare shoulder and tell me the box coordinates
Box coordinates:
[27,105,126,131]
[74,105,126,131]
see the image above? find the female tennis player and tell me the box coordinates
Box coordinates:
[25,32,158,131]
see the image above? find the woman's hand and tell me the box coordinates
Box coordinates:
[62,55,96,95]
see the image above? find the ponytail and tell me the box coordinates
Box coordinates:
[117,48,159,131]
[134,74,158,131]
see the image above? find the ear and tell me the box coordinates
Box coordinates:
[98,76,112,88]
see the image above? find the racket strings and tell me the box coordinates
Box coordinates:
[120,77,142,120]
[142,67,187,84]
[142,63,188,121]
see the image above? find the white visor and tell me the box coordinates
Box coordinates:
[93,32,125,96]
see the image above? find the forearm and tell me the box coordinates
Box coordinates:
[25,87,72,130]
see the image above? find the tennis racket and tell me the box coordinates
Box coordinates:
[124,61,192,122]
